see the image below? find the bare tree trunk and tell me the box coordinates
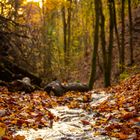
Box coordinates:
[61,0,72,79]
[99,0,114,87]
[66,0,72,79]
[88,0,100,89]
[113,0,121,63]
[99,0,107,87]
[67,0,72,58]
[120,0,125,72]
[128,0,134,65]
[62,7,67,56]
[106,0,114,87]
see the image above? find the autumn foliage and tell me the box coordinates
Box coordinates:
[94,73,140,139]
[0,73,140,139]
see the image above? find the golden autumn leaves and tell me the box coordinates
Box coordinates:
[92,74,140,139]
[0,73,140,139]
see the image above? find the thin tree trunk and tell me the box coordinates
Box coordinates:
[128,0,134,65]
[88,0,100,89]
[106,0,114,87]
[67,0,72,58]
[62,1,72,79]
[62,7,67,55]
[99,0,107,87]
[120,0,125,72]
[113,0,121,63]
[66,0,72,79]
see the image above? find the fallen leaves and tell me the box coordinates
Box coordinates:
[0,125,6,137]
[81,120,90,125]
[0,90,59,138]
[93,73,140,139]
[13,135,25,140]
[111,132,128,139]
[121,111,136,120]
[0,73,140,139]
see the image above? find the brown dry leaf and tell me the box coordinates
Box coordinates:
[68,100,79,109]
[130,116,140,123]
[121,112,136,120]
[111,132,128,139]
[121,126,133,135]
[48,111,55,120]
[1,135,12,140]
[13,135,25,140]
[81,120,90,125]
[105,123,121,131]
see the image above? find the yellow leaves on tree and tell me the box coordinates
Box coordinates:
[44,0,65,13]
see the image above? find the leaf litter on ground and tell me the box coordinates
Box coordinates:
[0,73,139,139]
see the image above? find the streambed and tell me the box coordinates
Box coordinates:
[14,92,117,140]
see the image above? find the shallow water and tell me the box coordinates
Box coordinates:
[14,92,117,140]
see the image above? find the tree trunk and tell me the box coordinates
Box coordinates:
[66,0,72,79]
[62,7,67,55]
[99,0,114,87]
[88,0,100,89]
[67,0,72,58]
[120,0,125,72]
[105,0,114,87]
[113,0,121,64]
[62,0,72,79]
[99,0,107,87]
[44,80,89,96]
[128,0,134,65]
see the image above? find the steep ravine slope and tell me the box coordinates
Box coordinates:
[112,6,140,82]
[79,6,140,87]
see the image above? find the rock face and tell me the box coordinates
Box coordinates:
[44,80,89,96]
[0,57,42,85]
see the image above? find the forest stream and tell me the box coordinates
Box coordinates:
[14,92,114,140]
[0,74,140,140]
